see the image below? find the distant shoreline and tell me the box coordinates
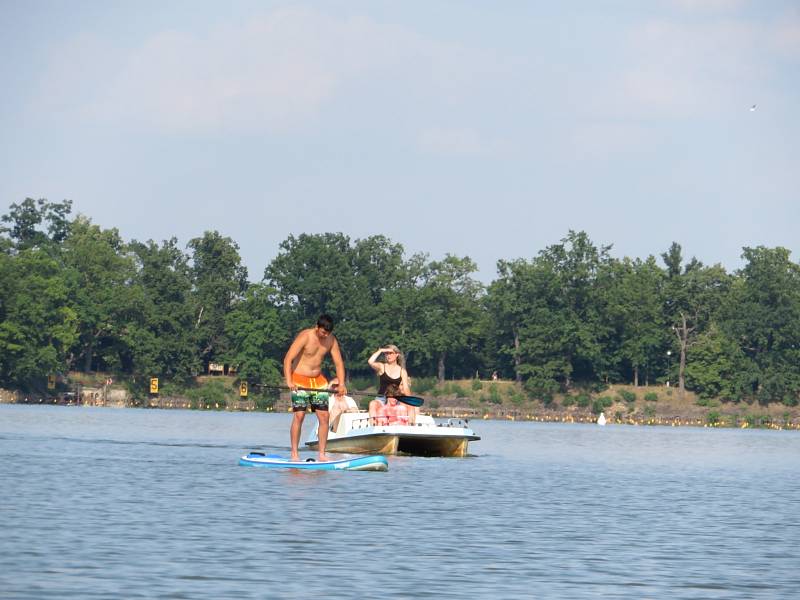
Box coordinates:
[4,393,799,430]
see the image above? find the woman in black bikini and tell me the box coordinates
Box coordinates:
[367,344,414,425]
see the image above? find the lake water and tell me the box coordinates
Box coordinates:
[1,405,799,599]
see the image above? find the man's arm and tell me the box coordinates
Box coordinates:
[283,331,307,390]
[330,337,347,396]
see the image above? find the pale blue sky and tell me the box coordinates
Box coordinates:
[1,1,798,282]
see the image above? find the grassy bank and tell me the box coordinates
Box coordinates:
[413,379,800,429]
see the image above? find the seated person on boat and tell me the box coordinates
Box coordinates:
[379,396,409,426]
[327,378,359,432]
[367,344,415,425]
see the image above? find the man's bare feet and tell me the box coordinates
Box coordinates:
[317,453,331,462]
[290,454,300,461]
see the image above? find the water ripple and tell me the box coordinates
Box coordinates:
[2,405,800,599]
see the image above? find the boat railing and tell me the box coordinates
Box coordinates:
[350,415,372,430]
[342,412,436,431]
[349,414,412,429]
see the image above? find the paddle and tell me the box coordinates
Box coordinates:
[259,385,425,407]
[296,386,425,408]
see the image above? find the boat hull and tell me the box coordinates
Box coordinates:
[318,433,400,455]
[397,434,470,457]
[306,416,480,458]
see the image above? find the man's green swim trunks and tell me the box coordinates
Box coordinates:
[291,389,330,412]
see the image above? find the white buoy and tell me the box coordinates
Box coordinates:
[597,412,606,426]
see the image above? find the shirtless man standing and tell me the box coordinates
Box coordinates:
[283,314,347,461]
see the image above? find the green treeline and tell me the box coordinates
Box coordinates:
[2,198,800,405]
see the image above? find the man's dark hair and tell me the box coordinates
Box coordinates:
[317,314,334,332]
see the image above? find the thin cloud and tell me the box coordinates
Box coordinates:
[668,0,747,12]
[569,121,650,158]
[564,11,796,153]
[773,14,800,59]
[418,127,509,157]
[35,7,491,134]
[585,18,767,121]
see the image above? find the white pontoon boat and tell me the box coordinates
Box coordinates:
[306,411,480,457]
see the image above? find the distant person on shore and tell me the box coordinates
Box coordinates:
[367,345,414,425]
[327,377,359,433]
[491,371,498,381]
[283,314,347,461]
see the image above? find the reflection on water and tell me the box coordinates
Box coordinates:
[1,405,799,599]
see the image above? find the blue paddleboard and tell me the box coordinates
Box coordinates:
[239,452,388,472]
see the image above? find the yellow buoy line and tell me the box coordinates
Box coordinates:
[427,410,800,430]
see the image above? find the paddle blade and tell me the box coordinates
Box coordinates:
[398,395,424,407]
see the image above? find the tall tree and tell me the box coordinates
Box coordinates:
[63,216,137,372]
[265,233,412,373]
[507,256,566,398]
[519,231,611,393]
[126,238,199,379]
[188,231,248,368]
[0,248,77,387]
[338,235,409,366]
[685,322,750,400]
[661,243,731,398]
[418,255,484,381]
[600,256,668,386]
[486,258,536,382]
[721,246,800,403]
[368,252,430,374]
[0,198,72,250]
[223,283,286,383]
[265,232,357,345]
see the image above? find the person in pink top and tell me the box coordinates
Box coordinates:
[383,396,409,425]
